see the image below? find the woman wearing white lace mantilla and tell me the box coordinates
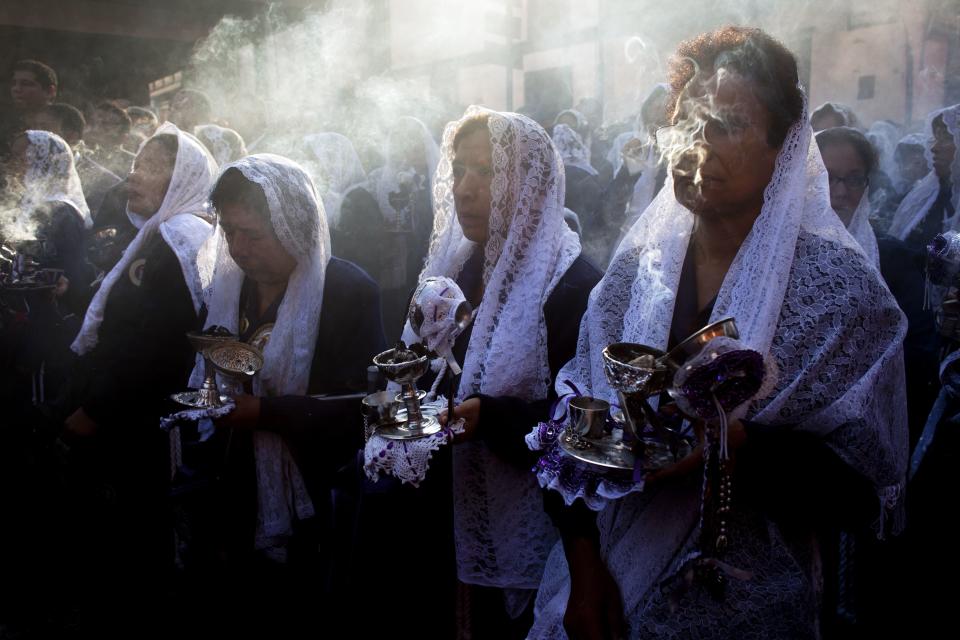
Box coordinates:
[4,129,94,314]
[300,132,381,280]
[52,124,216,630]
[530,27,908,640]
[355,107,601,638]
[65,123,216,439]
[369,116,440,340]
[188,155,384,623]
[887,104,959,252]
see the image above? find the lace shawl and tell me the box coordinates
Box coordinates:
[21,130,91,228]
[530,95,908,637]
[552,123,597,176]
[72,123,217,355]
[373,116,439,229]
[888,105,960,240]
[400,106,581,590]
[192,154,331,555]
[302,132,367,228]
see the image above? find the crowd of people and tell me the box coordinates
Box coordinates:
[0,23,957,639]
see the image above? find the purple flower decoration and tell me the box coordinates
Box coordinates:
[677,349,765,419]
[927,232,960,286]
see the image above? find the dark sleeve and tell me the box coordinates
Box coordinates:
[599,165,642,234]
[735,420,878,531]
[81,239,198,423]
[256,259,387,479]
[565,172,604,226]
[48,205,93,314]
[473,257,602,468]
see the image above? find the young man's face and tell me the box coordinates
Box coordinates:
[10,70,55,113]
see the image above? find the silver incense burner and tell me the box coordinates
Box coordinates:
[370,345,441,439]
[171,331,263,409]
[559,318,739,473]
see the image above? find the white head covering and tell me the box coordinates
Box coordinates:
[192,154,331,554]
[554,108,589,132]
[373,116,439,229]
[531,94,907,635]
[399,106,581,591]
[195,124,247,166]
[72,123,218,355]
[301,132,367,228]
[846,192,880,266]
[552,123,597,176]
[21,130,91,229]
[888,104,960,240]
[866,120,901,184]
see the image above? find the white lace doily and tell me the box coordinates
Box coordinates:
[364,411,464,487]
[526,419,643,512]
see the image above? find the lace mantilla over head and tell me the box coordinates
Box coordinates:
[193,153,331,553]
[21,130,91,228]
[888,104,960,240]
[302,132,367,228]
[552,123,597,176]
[72,123,217,355]
[846,192,880,266]
[400,106,582,589]
[531,93,908,637]
[373,116,439,228]
[195,124,247,166]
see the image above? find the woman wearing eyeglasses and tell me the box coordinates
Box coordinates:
[816,125,938,443]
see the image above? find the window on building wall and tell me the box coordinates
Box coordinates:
[858,75,876,100]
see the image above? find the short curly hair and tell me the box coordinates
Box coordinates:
[668,26,804,147]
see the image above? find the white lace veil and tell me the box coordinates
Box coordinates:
[888,104,960,240]
[552,123,597,176]
[192,154,331,554]
[302,132,367,228]
[373,116,440,228]
[532,94,908,633]
[847,192,880,266]
[22,130,91,228]
[195,124,248,166]
[72,123,218,355]
[400,106,581,590]
[866,120,901,185]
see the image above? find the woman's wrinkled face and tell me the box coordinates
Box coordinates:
[931,116,956,180]
[670,71,782,219]
[453,128,493,243]
[219,201,297,285]
[820,141,868,227]
[127,140,174,217]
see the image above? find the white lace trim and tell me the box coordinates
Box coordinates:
[398,107,582,589]
[192,154,332,555]
[22,130,91,228]
[72,123,218,355]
